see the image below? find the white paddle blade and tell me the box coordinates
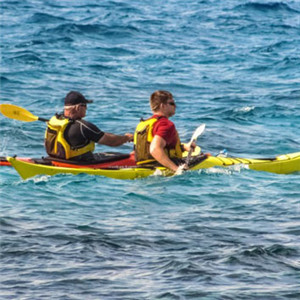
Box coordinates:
[190,124,206,142]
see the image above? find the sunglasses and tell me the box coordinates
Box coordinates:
[79,103,87,108]
[167,102,176,106]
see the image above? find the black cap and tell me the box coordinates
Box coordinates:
[64,91,93,106]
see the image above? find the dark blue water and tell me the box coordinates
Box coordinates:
[1,0,300,299]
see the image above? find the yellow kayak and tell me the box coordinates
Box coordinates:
[7,151,300,180]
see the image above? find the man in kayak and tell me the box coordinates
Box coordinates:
[45,91,133,161]
[134,90,194,174]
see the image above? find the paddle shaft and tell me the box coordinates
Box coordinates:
[185,139,196,166]
[38,117,49,122]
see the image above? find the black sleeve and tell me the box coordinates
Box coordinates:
[78,120,105,142]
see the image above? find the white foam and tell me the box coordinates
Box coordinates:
[234,106,255,113]
[32,175,50,183]
[199,164,249,175]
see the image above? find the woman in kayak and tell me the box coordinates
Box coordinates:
[45,91,133,161]
[134,90,194,174]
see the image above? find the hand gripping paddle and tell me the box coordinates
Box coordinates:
[0,104,48,122]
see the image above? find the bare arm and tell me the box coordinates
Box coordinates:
[150,135,179,172]
[98,132,133,147]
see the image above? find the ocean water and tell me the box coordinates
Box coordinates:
[1,0,300,299]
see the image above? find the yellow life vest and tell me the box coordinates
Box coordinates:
[44,115,95,159]
[133,117,183,164]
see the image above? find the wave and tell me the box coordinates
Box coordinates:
[99,47,136,56]
[0,76,24,85]
[275,56,300,69]
[241,244,298,257]
[0,0,20,9]
[201,105,256,123]
[44,23,139,38]
[0,76,10,84]
[28,13,66,24]
[47,36,74,44]
[271,89,300,102]
[87,64,115,71]
[8,53,43,63]
[251,40,298,55]
[225,244,299,271]
[236,2,299,13]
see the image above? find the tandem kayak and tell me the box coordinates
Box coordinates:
[6,151,300,180]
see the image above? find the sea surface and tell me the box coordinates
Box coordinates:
[1,0,300,299]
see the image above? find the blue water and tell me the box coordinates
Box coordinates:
[1,0,300,298]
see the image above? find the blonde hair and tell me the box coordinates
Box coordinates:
[150,90,173,112]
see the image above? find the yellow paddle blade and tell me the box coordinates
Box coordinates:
[0,104,39,122]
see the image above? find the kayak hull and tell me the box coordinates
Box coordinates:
[7,156,159,180]
[7,151,300,180]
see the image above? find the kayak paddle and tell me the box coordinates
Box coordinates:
[185,123,206,165]
[0,104,48,122]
